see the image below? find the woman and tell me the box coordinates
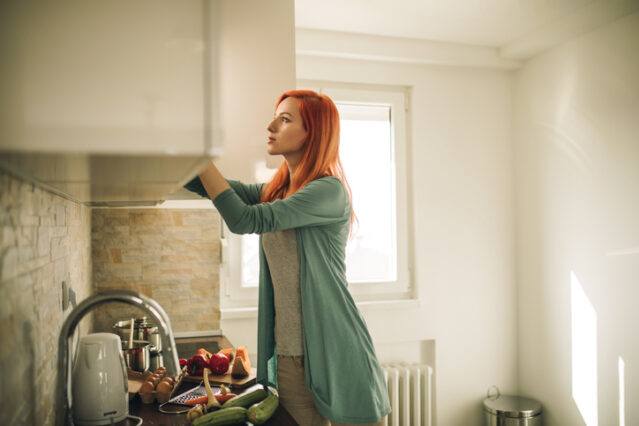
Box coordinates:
[184,90,390,425]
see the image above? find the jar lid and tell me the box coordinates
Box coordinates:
[483,395,542,418]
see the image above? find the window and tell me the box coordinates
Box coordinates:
[221,84,411,306]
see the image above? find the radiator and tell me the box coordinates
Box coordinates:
[381,363,433,426]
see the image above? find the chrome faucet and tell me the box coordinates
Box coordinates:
[56,290,181,426]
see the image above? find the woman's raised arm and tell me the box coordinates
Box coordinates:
[197,160,231,200]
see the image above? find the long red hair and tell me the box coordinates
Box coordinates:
[261,90,355,226]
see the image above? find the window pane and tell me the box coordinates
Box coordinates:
[241,103,397,286]
[338,103,396,283]
[241,233,260,287]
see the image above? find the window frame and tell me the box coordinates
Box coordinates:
[220,82,412,307]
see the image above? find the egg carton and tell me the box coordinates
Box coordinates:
[134,366,188,404]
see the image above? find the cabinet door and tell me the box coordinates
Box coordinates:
[0,0,213,156]
[213,0,297,183]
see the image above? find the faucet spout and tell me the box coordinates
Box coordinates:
[56,290,181,426]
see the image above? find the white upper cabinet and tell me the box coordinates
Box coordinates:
[1,0,213,156]
[0,0,296,204]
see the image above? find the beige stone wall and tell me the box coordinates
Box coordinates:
[0,170,93,426]
[0,170,221,425]
[91,208,221,334]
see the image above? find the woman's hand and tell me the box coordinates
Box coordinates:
[198,160,231,200]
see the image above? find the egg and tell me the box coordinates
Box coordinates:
[149,375,160,387]
[156,381,172,393]
[139,381,154,394]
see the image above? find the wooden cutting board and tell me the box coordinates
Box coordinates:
[182,368,257,389]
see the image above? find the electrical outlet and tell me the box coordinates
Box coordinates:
[62,281,69,310]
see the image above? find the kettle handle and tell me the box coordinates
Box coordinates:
[119,350,128,394]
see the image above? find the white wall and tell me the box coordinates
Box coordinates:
[514,12,639,426]
[219,11,639,426]
[295,55,516,425]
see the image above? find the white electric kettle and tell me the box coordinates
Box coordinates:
[72,333,128,425]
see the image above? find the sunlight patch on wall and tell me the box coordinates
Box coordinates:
[571,271,598,426]
[619,356,625,426]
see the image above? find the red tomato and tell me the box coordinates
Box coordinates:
[209,353,230,375]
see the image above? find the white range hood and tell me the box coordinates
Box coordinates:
[0,152,211,206]
[0,0,296,205]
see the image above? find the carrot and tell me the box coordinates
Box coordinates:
[184,395,208,406]
[183,393,238,406]
[197,348,213,359]
[215,393,237,403]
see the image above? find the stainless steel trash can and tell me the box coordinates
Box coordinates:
[483,394,542,426]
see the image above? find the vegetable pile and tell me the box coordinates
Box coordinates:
[185,370,279,425]
[182,346,277,425]
[180,346,250,378]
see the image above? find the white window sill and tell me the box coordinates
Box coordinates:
[220,298,420,320]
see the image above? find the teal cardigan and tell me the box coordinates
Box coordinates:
[184,176,391,423]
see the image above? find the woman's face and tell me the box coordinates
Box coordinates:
[266,97,308,162]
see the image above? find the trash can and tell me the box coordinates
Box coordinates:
[483,389,542,426]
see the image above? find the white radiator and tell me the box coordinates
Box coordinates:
[382,363,433,426]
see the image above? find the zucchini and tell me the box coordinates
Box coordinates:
[222,387,268,409]
[191,406,247,426]
[247,394,279,425]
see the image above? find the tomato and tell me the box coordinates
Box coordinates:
[208,353,230,375]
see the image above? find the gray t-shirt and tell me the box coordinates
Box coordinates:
[261,229,303,356]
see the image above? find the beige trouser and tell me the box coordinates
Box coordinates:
[276,355,385,426]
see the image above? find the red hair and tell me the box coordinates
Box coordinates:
[261,90,356,226]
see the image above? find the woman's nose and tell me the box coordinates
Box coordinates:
[267,119,277,133]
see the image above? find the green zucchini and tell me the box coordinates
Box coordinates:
[191,406,247,426]
[222,387,268,409]
[247,394,279,425]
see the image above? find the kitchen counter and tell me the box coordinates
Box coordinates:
[127,382,298,425]
[124,335,298,425]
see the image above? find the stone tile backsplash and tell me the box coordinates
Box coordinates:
[0,170,92,425]
[1,169,222,425]
[91,208,222,334]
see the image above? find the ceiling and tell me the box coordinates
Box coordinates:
[294,0,624,48]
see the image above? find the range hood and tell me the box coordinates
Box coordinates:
[0,0,296,205]
[0,151,211,206]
